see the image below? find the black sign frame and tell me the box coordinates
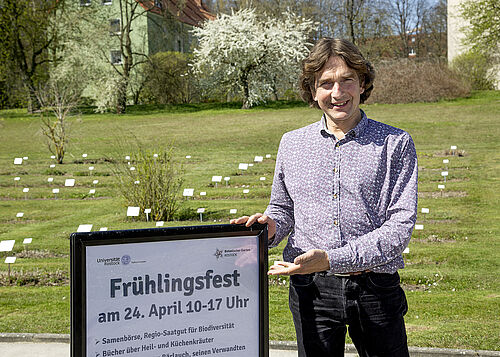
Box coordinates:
[71,223,269,357]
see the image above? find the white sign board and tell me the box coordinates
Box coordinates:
[16,212,24,218]
[238,163,248,170]
[441,171,448,177]
[14,158,23,165]
[127,206,140,217]
[421,208,430,214]
[23,188,29,193]
[23,238,33,244]
[438,184,445,189]
[443,159,449,164]
[0,240,15,252]
[78,230,265,357]
[77,224,93,233]
[144,209,151,214]
[450,145,457,150]
[265,154,271,159]
[183,189,194,197]
[200,192,207,196]
[212,176,222,183]
[99,228,108,231]
[5,257,16,264]
[65,179,76,187]
[197,208,206,213]
[48,177,54,183]
[229,209,237,214]
[53,188,60,194]
[415,224,424,230]
[254,156,263,162]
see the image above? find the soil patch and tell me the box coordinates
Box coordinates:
[418,191,467,198]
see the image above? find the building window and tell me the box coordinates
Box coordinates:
[80,0,91,6]
[110,19,120,34]
[111,50,122,65]
[102,0,112,4]
[177,40,182,52]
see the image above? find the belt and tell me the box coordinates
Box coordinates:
[325,270,371,277]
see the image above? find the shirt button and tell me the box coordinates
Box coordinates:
[333,193,338,199]
[336,143,340,148]
[333,220,338,226]
[333,168,338,173]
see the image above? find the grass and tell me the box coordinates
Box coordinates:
[0,91,499,350]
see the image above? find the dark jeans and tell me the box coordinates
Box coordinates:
[289,271,409,357]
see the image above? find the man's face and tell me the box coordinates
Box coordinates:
[313,56,364,125]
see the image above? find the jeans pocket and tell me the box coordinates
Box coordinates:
[366,272,401,291]
[290,273,315,288]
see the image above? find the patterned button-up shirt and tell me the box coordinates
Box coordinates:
[264,111,418,274]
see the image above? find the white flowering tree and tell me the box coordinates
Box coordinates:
[191,8,316,109]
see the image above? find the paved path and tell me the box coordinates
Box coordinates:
[0,339,498,357]
[0,342,357,357]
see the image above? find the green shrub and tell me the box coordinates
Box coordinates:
[174,207,198,221]
[113,146,184,222]
[366,59,471,104]
[451,50,496,90]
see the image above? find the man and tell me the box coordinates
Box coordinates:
[231,38,418,356]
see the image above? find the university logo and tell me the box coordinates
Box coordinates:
[121,254,131,265]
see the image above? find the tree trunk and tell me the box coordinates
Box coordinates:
[116,79,128,114]
[26,81,41,114]
[241,71,250,109]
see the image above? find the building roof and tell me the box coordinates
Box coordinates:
[139,0,215,27]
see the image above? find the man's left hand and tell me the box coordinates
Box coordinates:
[268,249,330,275]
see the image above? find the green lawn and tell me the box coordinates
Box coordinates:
[0,92,499,350]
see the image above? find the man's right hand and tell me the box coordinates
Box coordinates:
[230,213,276,239]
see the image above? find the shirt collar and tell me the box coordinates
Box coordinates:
[320,110,368,138]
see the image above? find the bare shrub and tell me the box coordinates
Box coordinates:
[112,146,184,222]
[366,59,471,104]
[38,79,81,164]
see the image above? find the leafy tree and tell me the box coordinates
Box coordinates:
[52,0,151,113]
[141,52,194,104]
[459,0,500,54]
[0,0,62,112]
[191,8,315,109]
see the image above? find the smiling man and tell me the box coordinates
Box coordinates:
[231,38,418,356]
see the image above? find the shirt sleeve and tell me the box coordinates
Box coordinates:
[327,133,418,273]
[264,134,295,248]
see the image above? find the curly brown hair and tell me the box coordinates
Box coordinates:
[299,38,375,108]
